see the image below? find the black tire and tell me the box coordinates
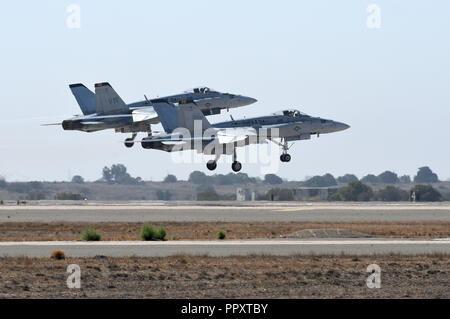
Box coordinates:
[284,154,291,162]
[206,160,217,171]
[231,161,242,172]
[124,138,134,148]
[280,154,286,162]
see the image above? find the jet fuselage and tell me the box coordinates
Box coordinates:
[63,87,257,133]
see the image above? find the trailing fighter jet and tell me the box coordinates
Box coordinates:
[60,82,257,147]
[139,104,350,172]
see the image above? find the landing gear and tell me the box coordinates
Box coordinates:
[205,149,242,172]
[280,154,291,162]
[231,149,242,172]
[124,133,137,148]
[280,138,291,162]
[206,160,217,171]
[232,161,242,172]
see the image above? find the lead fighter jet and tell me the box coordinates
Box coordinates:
[139,103,350,172]
[59,82,257,147]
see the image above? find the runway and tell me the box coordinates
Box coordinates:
[0,239,449,257]
[1,203,449,222]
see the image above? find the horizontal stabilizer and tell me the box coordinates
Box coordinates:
[95,82,129,115]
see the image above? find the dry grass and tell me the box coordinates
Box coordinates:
[50,250,65,260]
[0,221,448,241]
[0,254,448,298]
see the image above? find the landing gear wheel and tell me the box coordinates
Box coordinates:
[124,138,134,148]
[206,160,217,171]
[231,161,242,172]
[280,154,291,162]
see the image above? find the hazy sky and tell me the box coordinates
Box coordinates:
[0,1,449,182]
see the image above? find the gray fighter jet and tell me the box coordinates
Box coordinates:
[140,103,350,171]
[60,82,257,147]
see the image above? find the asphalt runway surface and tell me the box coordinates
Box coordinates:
[0,202,449,222]
[0,239,449,257]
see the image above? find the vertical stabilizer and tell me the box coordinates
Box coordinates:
[94,82,129,115]
[69,83,96,115]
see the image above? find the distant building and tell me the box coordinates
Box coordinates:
[293,187,339,200]
[236,188,245,201]
[236,188,254,201]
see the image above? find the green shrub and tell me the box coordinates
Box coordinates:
[81,228,102,241]
[217,230,226,240]
[140,224,166,241]
[155,226,166,240]
[140,224,156,240]
[0,200,3,205]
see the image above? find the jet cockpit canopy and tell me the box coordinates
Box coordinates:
[186,87,217,94]
[273,109,309,118]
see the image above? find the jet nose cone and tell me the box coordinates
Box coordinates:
[248,97,258,104]
[238,96,257,105]
[336,122,350,131]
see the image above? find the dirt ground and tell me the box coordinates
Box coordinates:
[0,221,448,241]
[0,254,448,298]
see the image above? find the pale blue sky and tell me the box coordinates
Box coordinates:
[0,1,449,181]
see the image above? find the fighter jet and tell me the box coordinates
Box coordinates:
[139,104,350,172]
[60,82,257,147]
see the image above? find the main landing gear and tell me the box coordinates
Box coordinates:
[206,160,217,171]
[125,129,152,148]
[231,161,242,172]
[231,148,242,172]
[124,133,137,148]
[280,138,291,163]
[206,149,242,172]
[280,153,291,162]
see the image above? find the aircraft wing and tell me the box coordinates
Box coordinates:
[132,107,158,122]
[139,128,258,144]
[216,127,257,144]
[136,136,215,144]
